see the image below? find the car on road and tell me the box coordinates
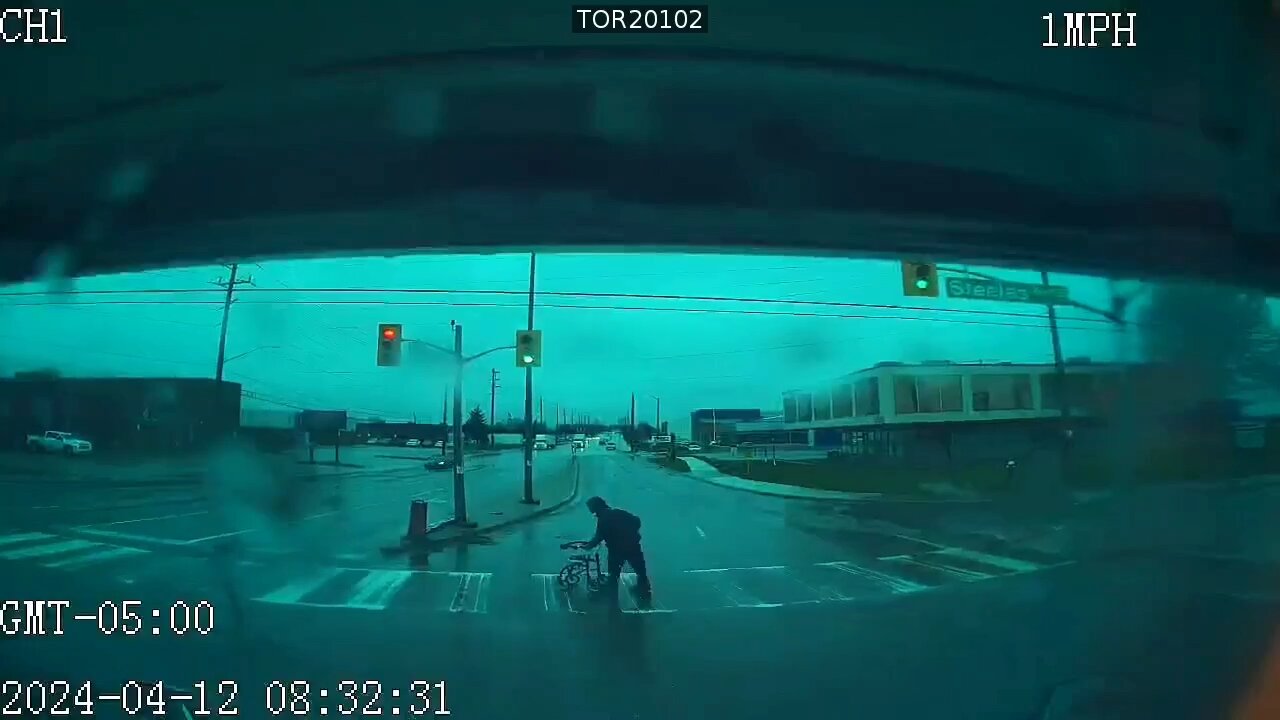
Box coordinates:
[686,443,703,452]
[605,442,617,451]
[572,440,585,450]
[424,457,455,471]
[25,431,93,455]
[406,439,422,447]
[534,440,549,450]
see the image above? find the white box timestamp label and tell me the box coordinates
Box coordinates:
[572,5,708,34]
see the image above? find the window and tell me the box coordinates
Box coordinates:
[797,393,813,422]
[972,373,1033,411]
[855,377,880,416]
[895,374,962,414]
[1041,373,1097,411]
[783,395,797,423]
[832,383,853,418]
[813,390,831,421]
[895,375,918,414]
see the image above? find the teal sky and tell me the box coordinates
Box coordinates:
[0,253,1128,435]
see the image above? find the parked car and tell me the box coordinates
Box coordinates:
[25,431,93,455]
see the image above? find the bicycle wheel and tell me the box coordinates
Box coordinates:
[558,565,582,588]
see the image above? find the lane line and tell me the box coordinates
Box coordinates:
[88,510,208,527]
[887,556,992,581]
[695,526,706,539]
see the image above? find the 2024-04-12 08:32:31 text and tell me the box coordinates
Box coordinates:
[1,680,452,715]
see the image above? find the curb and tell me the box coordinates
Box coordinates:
[0,475,203,488]
[419,461,582,545]
[682,457,993,505]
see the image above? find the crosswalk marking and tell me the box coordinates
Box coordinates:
[932,547,1044,573]
[888,556,992,581]
[0,539,100,560]
[0,531,54,548]
[449,572,491,614]
[347,570,415,610]
[44,545,149,569]
[819,560,928,594]
[255,567,345,605]
[1,527,1069,616]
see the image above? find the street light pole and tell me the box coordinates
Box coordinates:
[522,252,538,504]
[451,322,468,525]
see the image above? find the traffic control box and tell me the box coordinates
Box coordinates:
[406,499,430,540]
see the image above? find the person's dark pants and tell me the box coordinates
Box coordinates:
[606,543,651,594]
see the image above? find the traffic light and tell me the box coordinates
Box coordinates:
[377,323,402,366]
[901,261,939,298]
[515,329,542,367]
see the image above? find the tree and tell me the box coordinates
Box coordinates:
[1138,281,1275,398]
[463,407,489,445]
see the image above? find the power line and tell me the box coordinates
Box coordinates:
[0,297,1116,334]
[0,285,1119,326]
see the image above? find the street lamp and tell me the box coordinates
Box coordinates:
[403,329,516,526]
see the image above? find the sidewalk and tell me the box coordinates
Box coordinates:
[406,456,581,546]
[683,457,886,501]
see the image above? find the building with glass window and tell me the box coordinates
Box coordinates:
[766,360,1207,457]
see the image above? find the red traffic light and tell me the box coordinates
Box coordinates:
[382,328,397,340]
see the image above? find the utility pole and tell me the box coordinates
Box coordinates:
[213,263,253,383]
[451,321,469,525]
[1043,270,1071,488]
[213,263,252,439]
[630,393,635,429]
[539,397,544,425]
[522,252,538,504]
[441,386,448,456]
[489,369,500,449]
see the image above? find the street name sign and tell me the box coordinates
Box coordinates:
[944,277,1070,305]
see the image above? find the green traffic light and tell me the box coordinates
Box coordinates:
[915,279,929,290]
[522,354,535,364]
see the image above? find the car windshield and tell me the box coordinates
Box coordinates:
[3,4,1279,719]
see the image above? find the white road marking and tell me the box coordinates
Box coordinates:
[0,531,54,547]
[619,573,674,614]
[90,510,207,526]
[45,545,149,569]
[694,571,780,609]
[449,572,491,614]
[888,556,992,581]
[695,526,706,539]
[0,539,100,560]
[819,560,927,594]
[932,547,1043,573]
[686,565,785,573]
[535,574,560,612]
[182,528,257,545]
[68,527,190,546]
[255,567,345,605]
[345,570,414,610]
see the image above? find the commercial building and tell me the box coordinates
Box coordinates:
[688,409,763,445]
[731,360,1226,464]
[0,377,240,453]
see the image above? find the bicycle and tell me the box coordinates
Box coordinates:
[557,541,605,592]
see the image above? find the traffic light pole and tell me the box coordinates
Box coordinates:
[522,253,538,505]
[451,322,470,526]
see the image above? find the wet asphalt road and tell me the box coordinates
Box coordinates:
[1,445,1275,718]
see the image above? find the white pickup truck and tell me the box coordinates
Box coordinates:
[25,431,93,455]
